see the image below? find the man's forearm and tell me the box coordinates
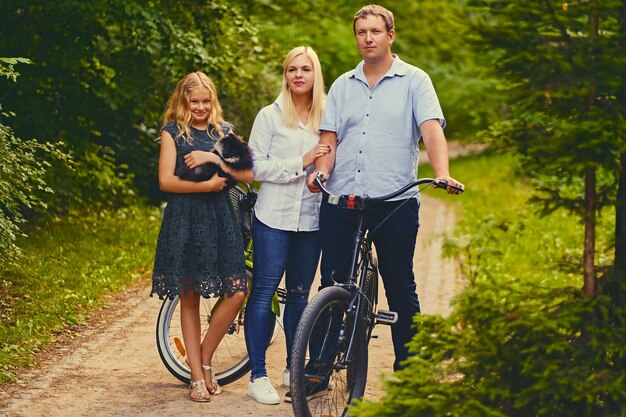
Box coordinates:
[421,119,451,177]
[315,131,337,175]
[426,140,450,177]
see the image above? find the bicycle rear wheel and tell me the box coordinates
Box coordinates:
[291,286,368,417]
[155,271,282,386]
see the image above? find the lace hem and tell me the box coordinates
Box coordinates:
[151,271,248,300]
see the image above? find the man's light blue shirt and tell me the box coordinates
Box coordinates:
[320,55,445,200]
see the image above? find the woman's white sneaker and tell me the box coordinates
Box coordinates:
[248,376,280,405]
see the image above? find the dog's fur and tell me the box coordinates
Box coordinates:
[175,132,254,184]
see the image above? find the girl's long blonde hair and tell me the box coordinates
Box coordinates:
[281,46,326,133]
[162,71,229,142]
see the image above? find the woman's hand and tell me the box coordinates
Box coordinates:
[205,172,228,192]
[185,151,219,169]
[302,144,331,168]
[221,163,254,184]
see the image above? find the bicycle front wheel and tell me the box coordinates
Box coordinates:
[290,286,369,417]
[359,257,378,341]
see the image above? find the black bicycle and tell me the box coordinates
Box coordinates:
[289,173,463,417]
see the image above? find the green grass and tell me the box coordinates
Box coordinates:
[421,150,615,291]
[0,205,161,383]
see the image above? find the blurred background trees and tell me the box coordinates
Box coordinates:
[2,0,624,296]
[0,0,499,264]
[2,2,625,413]
[467,0,626,291]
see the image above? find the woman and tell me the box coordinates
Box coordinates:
[245,46,329,405]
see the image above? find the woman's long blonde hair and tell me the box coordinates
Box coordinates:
[162,71,229,142]
[281,46,326,133]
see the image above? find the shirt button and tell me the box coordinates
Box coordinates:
[359,151,362,153]
[358,170,361,173]
[366,114,369,117]
[369,96,372,99]
[295,172,299,176]
[362,132,365,135]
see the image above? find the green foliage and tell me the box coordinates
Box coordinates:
[0,59,70,265]
[354,152,625,416]
[420,151,602,287]
[354,285,625,417]
[0,58,32,82]
[237,0,501,139]
[393,0,504,138]
[230,0,359,82]
[43,143,137,214]
[466,0,626,215]
[0,0,267,204]
[0,205,160,383]
[0,0,499,216]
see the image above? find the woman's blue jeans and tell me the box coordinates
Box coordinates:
[244,215,321,379]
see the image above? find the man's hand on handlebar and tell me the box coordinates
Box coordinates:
[307,171,329,193]
[434,176,464,195]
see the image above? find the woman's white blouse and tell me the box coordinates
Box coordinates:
[249,94,322,231]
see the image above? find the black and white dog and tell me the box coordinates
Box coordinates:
[175,132,254,185]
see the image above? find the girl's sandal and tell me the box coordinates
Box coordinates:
[202,364,222,395]
[189,379,211,402]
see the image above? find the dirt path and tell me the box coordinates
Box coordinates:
[0,193,461,417]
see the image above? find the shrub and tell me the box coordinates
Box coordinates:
[353,275,625,417]
[353,152,625,417]
[0,58,69,265]
[43,142,138,215]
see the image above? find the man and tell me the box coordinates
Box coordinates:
[307,4,464,371]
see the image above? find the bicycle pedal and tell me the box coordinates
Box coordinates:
[374,310,398,325]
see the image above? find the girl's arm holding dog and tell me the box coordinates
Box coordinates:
[184,150,220,169]
[184,148,254,184]
[159,131,228,193]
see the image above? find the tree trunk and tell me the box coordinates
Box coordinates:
[616,155,626,276]
[582,2,599,296]
[584,165,597,296]
[615,1,626,278]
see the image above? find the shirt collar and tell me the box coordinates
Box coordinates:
[350,54,408,83]
[274,92,286,111]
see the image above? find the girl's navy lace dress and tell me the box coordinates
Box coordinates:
[151,122,248,299]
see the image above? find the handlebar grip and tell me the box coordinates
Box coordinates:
[313,172,328,192]
[434,179,464,194]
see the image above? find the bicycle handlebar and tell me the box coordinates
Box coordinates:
[313,172,463,209]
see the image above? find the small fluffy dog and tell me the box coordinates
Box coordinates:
[175,132,254,185]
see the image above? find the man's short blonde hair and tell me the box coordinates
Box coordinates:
[353,4,394,34]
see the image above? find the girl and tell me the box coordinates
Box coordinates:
[245,46,329,404]
[151,71,253,402]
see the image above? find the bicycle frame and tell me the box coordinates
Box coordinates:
[312,198,375,374]
[311,174,463,367]
[290,175,463,417]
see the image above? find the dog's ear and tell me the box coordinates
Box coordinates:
[213,133,240,158]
